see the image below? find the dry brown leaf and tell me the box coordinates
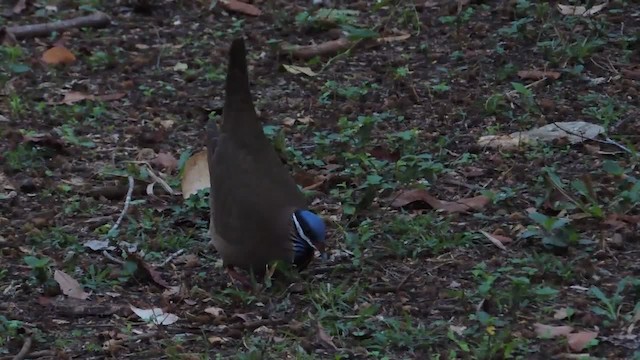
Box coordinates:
[152,152,178,173]
[13,0,27,14]
[437,195,490,213]
[517,70,561,80]
[42,46,76,65]
[533,323,574,338]
[220,0,262,16]
[553,308,570,320]
[378,33,411,43]
[54,269,90,300]
[566,331,598,351]
[621,68,640,81]
[208,336,229,345]
[130,305,179,325]
[282,64,316,77]
[479,230,510,251]
[390,189,489,213]
[204,306,226,317]
[96,92,126,102]
[479,121,604,149]
[60,91,126,105]
[390,189,440,208]
[126,253,171,288]
[181,150,210,199]
[316,323,338,350]
[557,3,607,17]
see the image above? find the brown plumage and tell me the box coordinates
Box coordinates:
[206,38,317,278]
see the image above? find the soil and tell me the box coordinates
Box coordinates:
[1,0,640,359]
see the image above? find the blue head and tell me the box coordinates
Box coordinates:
[291,209,327,267]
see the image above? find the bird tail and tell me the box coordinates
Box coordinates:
[221,37,257,134]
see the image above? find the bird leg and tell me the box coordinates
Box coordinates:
[225,266,253,289]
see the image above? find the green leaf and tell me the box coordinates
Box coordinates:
[528,211,548,225]
[589,286,610,304]
[602,160,624,176]
[534,286,559,296]
[23,256,49,268]
[9,63,30,73]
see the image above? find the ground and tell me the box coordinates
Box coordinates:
[1,0,640,359]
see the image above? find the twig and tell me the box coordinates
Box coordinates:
[145,164,178,196]
[280,38,352,60]
[100,176,134,265]
[102,250,124,265]
[4,12,110,39]
[551,122,633,154]
[229,318,287,331]
[11,335,32,360]
[155,249,185,268]
[105,176,134,237]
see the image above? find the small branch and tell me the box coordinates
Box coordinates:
[102,250,125,265]
[155,249,185,268]
[100,176,134,265]
[5,11,110,40]
[107,176,134,237]
[11,335,32,360]
[280,38,352,60]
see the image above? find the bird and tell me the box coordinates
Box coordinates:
[206,37,327,284]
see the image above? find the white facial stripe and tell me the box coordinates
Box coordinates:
[292,213,316,250]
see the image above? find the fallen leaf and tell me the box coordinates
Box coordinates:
[204,306,225,317]
[42,46,76,65]
[208,336,229,345]
[554,307,571,320]
[390,189,489,213]
[316,323,338,350]
[533,323,574,338]
[127,253,171,288]
[219,0,262,16]
[283,116,314,126]
[449,325,466,335]
[60,91,89,104]
[95,93,126,102]
[83,239,113,251]
[173,62,188,71]
[152,152,178,173]
[567,331,598,351]
[517,70,561,80]
[477,134,533,149]
[378,33,411,43]
[282,64,316,77]
[160,120,175,129]
[479,230,509,251]
[59,91,126,105]
[129,305,179,325]
[181,150,210,199]
[54,270,90,300]
[478,121,604,149]
[13,0,27,14]
[557,3,607,17]
[525,121,604,143]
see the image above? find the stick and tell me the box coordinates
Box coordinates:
[11,335,32,360]
[107,176,134,239]
[100,176,134,265]
[155,249,185,268]
[5,11,110,40]
[279,38,352,60]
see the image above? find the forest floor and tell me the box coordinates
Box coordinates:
[1,0,640,359]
